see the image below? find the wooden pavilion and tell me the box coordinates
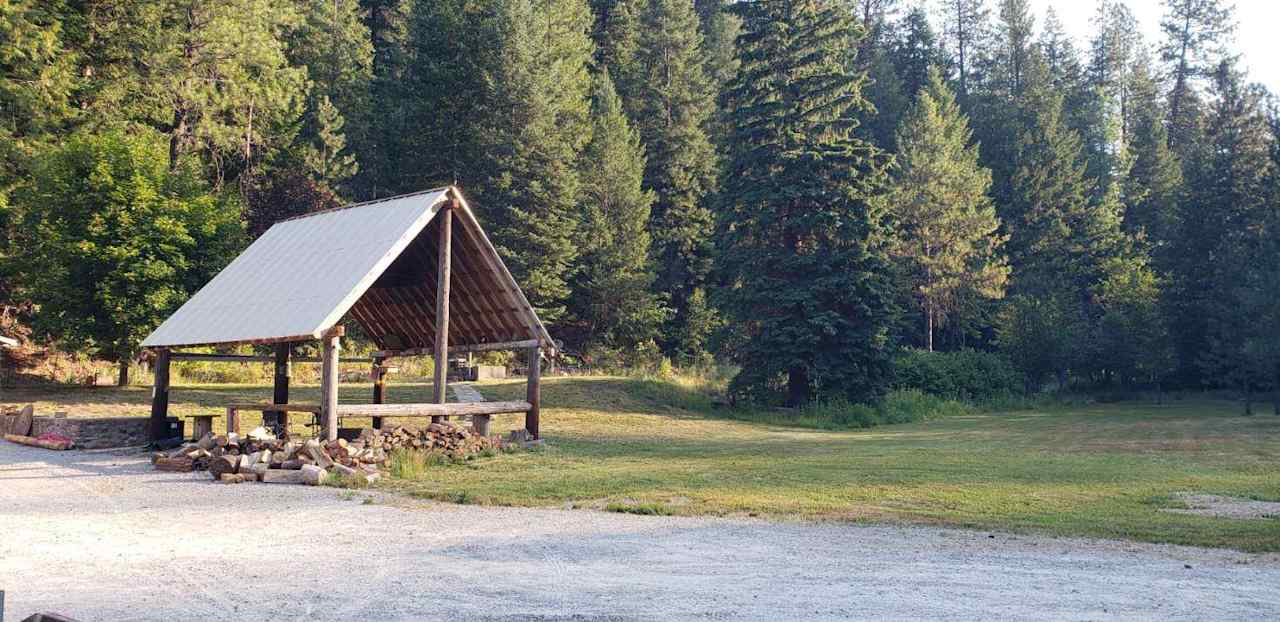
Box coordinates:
[141,186,554,442]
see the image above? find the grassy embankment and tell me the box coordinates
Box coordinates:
[4,377,1278,551]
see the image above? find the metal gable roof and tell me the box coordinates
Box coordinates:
[142,188,450,348]
[142,186,556,353]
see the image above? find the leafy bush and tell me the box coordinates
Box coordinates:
[892,349,1024,400]
[878,388,973,422]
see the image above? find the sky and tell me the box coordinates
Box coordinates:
[917,1,1280,94]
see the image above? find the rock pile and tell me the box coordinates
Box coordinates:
[152,421,507,485]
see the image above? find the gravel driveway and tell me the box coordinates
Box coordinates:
[1,442,1277,621]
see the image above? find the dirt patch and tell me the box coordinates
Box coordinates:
[1165,494,1280,520]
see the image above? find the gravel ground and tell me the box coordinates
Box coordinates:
[1,442,1278,621]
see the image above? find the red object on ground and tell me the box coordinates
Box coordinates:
[37,432,74,445]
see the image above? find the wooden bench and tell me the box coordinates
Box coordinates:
[222,401,531,437]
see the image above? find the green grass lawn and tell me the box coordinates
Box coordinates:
[5,376,1279,551]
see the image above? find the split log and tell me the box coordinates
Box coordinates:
[154,455,195,472]
[244,462,269,480]
[208,455,239,480]
[304,439,333,468]
[261,469,311,485]
[301,464,327,485]
[4,433,72,450]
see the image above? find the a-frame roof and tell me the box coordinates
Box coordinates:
[142,186,554,353]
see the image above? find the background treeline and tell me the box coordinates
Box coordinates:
[0,0,1276,409]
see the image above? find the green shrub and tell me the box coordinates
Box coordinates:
[878,388,973,423]
[892,349,1024,400]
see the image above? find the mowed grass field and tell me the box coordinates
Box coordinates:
[4,377,1279,551]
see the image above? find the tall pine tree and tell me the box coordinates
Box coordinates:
[570,72,666,354]
[888,69,1009,352]
[718,0,894,405]
[635,0,720,360]
[1160,0,1235,153]
[1170,60,1274,389]
[473,0,595,323]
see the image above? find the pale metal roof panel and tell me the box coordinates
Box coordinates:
[142,189,449,348]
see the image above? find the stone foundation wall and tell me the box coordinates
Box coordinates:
[31,416,182,449]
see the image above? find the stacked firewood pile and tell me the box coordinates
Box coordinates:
[152,421,505,485]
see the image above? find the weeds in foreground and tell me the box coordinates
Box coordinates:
[386,444,522,481]
[323,472,374,489]
[605,502,674,516]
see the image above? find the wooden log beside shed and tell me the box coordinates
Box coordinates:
[140,186,555,442]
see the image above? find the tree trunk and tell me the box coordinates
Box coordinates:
[117,358,130,387]
[786,366,809,408]
[1243,376,1253,416]
[925,303,934,353]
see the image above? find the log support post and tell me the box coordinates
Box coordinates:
[372,356,386,429]
[226,406,240,435]
[267,343,291,433]
[321,326,343,441]
[148,349,172,442]
[526,346,541,440]
[432,206,453,423]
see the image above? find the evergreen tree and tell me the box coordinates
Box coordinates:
[102,0,308,177]
[1005,58,1097,297]
[571,72,666,353]
[888,69,1009,351]
[859,42,909,152]
[635,0,720,360]
[288,0,374,122]
[941,0,991,100]
[287,0,373,195]
[300,95,359,193]
[892,7,946,105]
[1160,0,1235,152]
[852,0,899,55]
[695,0,742,149]
[974,0,1035,211]
[1122,48,1182,250]
[1038,8,1092,140]
[598,0,643,114]
[719,0,895,405]
[474,0,595,323]
[990,0,1035,99]
[695,0,742,92]
[357,0,413,197]
[0,1,79,307]
[1092,255,1173,388]
[1170,60,1274,389]
[1083,0,1142,197]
